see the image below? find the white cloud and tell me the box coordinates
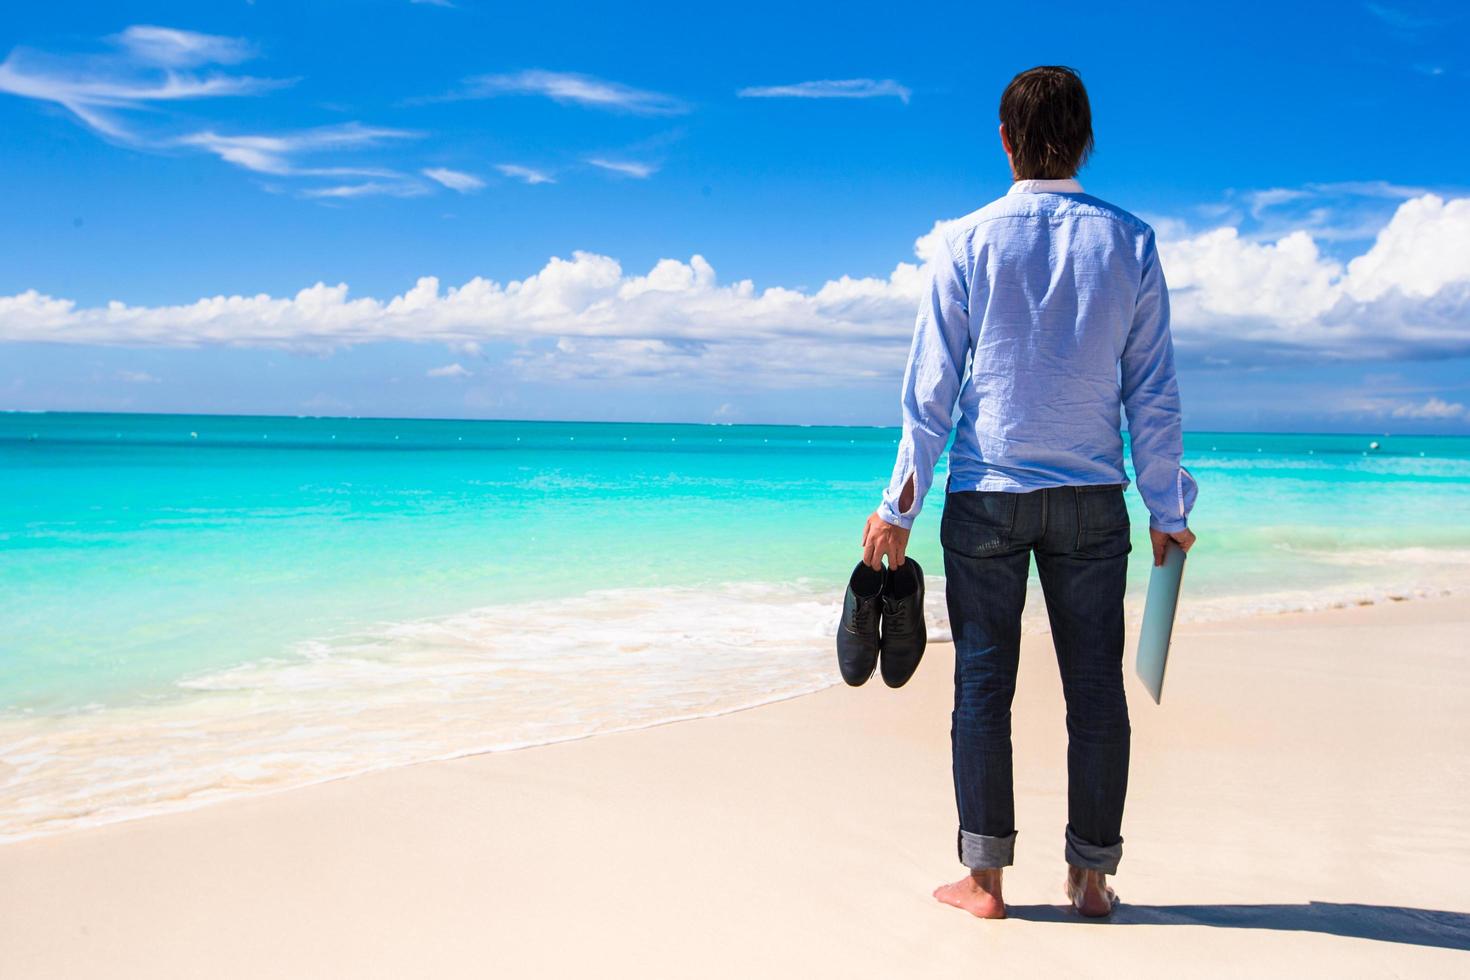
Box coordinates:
[0,249,924,385]
[1393,397,1467,420]
[0,29,286,141]
[447,70,685,115]
[587,157,657,179]
[1362,2,1437,32]
[1,194,1467,384]
[737,79,911,103]
[115,369,161,384]
[1244,187,1310,220]
[301,180,431,200]
[179,123,421,176]
[113,26,255,68]
[1343,395,1467,420]
[426,363,471,378]
[422,167,486,192]
[1342,195,1470,301]
[410,0,457,7]
[1160,194,1470,359]
[0,28,413,198]
[495,163,554,185]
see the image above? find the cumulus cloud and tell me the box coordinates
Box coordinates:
[1,194,1467,385]
[426,362,471,378]
[1162,194,1470,359]
[422,167,486,192]
[495,163,554,185]
[0,249,924,385]
[737,78,912,103]
[435,69,686,115]
[586,157,657,179]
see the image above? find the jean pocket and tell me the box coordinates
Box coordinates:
[940,491,1017,557]
[1075,486,1131,558]
[1078,485,1130,532]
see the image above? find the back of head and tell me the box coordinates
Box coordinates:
[999,66,1094,180]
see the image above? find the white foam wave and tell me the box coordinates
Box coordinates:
[1,581,952,843]
[2,559,1466,844]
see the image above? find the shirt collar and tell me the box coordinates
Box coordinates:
[1008,178,1084,195]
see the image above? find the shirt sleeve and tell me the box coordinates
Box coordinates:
[1121,231,1198,533]
[876,235,970,529]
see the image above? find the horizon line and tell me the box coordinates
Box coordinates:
[4,409,1467,439]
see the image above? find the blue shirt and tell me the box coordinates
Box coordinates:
[877,178,1197,533]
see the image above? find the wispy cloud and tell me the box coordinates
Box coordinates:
[0,27,288,141]
[737,78,911,103]
[586,157,657,179]
[426,362,471,378]
[495,163,555,185]
[0,26,428,201]
[1306,180,1430,199]
[179,123,421,177]
[1243,187,1310,220]
[410,0,458,7]
[301,180,432,200]
[112,26,255,68]
[437,69,686,115]
[1362,2,1439,33]
[422,167,486,192]
[1183,180,1452,245]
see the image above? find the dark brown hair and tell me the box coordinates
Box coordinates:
[999,66,1094,180]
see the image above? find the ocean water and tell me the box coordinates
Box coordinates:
[3,412,1469,841]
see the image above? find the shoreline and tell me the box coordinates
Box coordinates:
[2,595,1468,976]
[3,579,1468,847]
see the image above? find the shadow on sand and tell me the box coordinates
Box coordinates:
[1003,901,1470,951]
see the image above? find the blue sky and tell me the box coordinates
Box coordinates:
[2,0,1468,431]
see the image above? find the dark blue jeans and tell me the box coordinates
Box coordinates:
[940,483,1132,874]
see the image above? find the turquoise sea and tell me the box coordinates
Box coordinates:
[4,412,1470,840]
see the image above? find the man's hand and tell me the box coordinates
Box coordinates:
[862,511,911,571]
[1149,526,1197,567]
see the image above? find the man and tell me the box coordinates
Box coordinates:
[860,66,1197,919]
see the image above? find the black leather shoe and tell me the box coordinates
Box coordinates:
[879,558,926,688]
[837,562,885,686]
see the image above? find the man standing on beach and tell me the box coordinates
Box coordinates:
[860,66,1197,919]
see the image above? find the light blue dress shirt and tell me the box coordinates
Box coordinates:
[878,178,1197,534]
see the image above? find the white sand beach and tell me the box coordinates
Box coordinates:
[2,596,1468,978]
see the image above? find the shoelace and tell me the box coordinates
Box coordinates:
[852,600,877,634]
[884,600,911,634]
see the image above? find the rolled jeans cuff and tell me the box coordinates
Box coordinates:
[1064,825,1122,875]
[958,829,1016,869]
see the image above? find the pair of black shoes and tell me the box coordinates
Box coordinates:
[836,558,926,688]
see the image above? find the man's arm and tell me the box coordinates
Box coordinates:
[1121,230,1198,565]
[862,235,969,570]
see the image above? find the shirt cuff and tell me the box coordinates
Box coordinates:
[877,499,915,530]
[1149,516,1189,534]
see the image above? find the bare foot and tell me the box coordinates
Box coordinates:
[933,868,1006,919]
[1065,866,1119,918]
